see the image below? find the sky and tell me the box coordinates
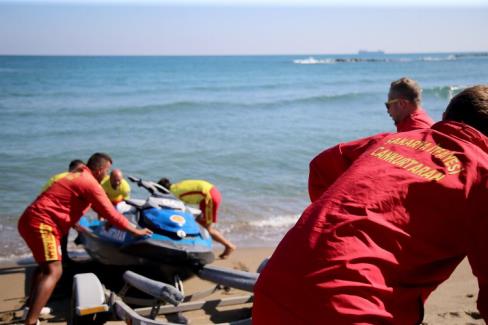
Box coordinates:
[0,0,487,55]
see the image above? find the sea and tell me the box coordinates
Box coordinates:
[1,52,487,261]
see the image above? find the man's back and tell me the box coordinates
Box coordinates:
[254,121,488,324]
[170,180,214,204]
[25,165,128,236]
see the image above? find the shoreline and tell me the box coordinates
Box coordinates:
[0,248,483,324]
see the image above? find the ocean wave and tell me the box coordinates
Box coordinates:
[421,55,456,62]
[215,213,300,246]
[293,55,459,65]
[424,85,468,100]
[67,91,373,117]
[252,92,370,108]
[293,57,336,65]
[0,253,33,264]
[248,214,300,228]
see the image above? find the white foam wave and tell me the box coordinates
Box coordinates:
[248,214,300,228]
[293,55,458,65]
[0,253,33,264]
[426,84,468,100]
[421,55,456,62]
[293,57,335,65]
[446,85,467,99]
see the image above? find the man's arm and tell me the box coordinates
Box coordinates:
[308,133,390,202]
[85,179,151,236]
[121,180,131,200]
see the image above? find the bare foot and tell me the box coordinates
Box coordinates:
[219,245,236,259]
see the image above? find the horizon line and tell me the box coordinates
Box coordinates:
[1,51,487,57]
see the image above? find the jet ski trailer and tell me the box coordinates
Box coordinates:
[68,260,269,325]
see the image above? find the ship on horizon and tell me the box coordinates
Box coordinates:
[358,49,385,55]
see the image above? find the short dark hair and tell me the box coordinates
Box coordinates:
[86,153,112,171]
[68,159,84,172]
[158,178,172,190]
[390,77,422,104]
[444,85,488,136]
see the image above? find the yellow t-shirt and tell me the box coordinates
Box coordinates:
[41,172,69,192]
[170,179,213,204]
[101,175,131,204]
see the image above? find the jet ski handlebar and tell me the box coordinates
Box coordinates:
[128,176,171,195]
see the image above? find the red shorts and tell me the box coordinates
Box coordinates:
[18,212,61,263]
[199,186,221,226]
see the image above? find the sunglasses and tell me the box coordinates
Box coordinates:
[384,98,401,109]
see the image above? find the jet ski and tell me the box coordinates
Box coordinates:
[77,176,215,272]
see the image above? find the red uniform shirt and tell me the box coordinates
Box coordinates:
[19,165,129,240]
[254,121,488,324]
[396,107,434,132]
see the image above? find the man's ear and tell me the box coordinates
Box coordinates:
[93,168,103,182]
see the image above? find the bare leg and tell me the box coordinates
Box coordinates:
[26,266,42,306]
[24,261,62,325]
[198,220,236,259]
[60,235,73,265]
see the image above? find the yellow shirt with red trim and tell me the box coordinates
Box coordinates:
[170,180,213,204]
[41,172,69,192]
[101,175,131,204]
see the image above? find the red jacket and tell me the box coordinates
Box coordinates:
[396,107,434,132]
[19,165,129,236]
[254,121,488,324]
[308,107,434,203]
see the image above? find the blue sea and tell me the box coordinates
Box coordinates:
[1,53,487,259]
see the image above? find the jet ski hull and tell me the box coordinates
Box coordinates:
[78,217,215,268]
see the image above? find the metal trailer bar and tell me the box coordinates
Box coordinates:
[113,295,252,325]
[112,298,181,325]
[133,294,253,316]
[72,264,259,325]
[122,271,184,306]
[196,265,259,293]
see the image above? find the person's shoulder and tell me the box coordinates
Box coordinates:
[411,107,434,123]
[75,167,100,189]
[397,109,433,132]
[100,175,110,185]
[52,171,68,181]
[121,178,131,190]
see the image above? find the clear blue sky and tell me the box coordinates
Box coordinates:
[0,0,487,55]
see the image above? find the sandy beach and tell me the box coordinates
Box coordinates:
[0,247,484,324]
[0,247,271,325]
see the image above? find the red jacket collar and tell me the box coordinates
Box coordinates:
[432,120,488,154]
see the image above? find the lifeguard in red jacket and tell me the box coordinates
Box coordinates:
[254,85,488,324]
[309,77,434,203]
[18,153,152,325]
[386,77,434,132]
